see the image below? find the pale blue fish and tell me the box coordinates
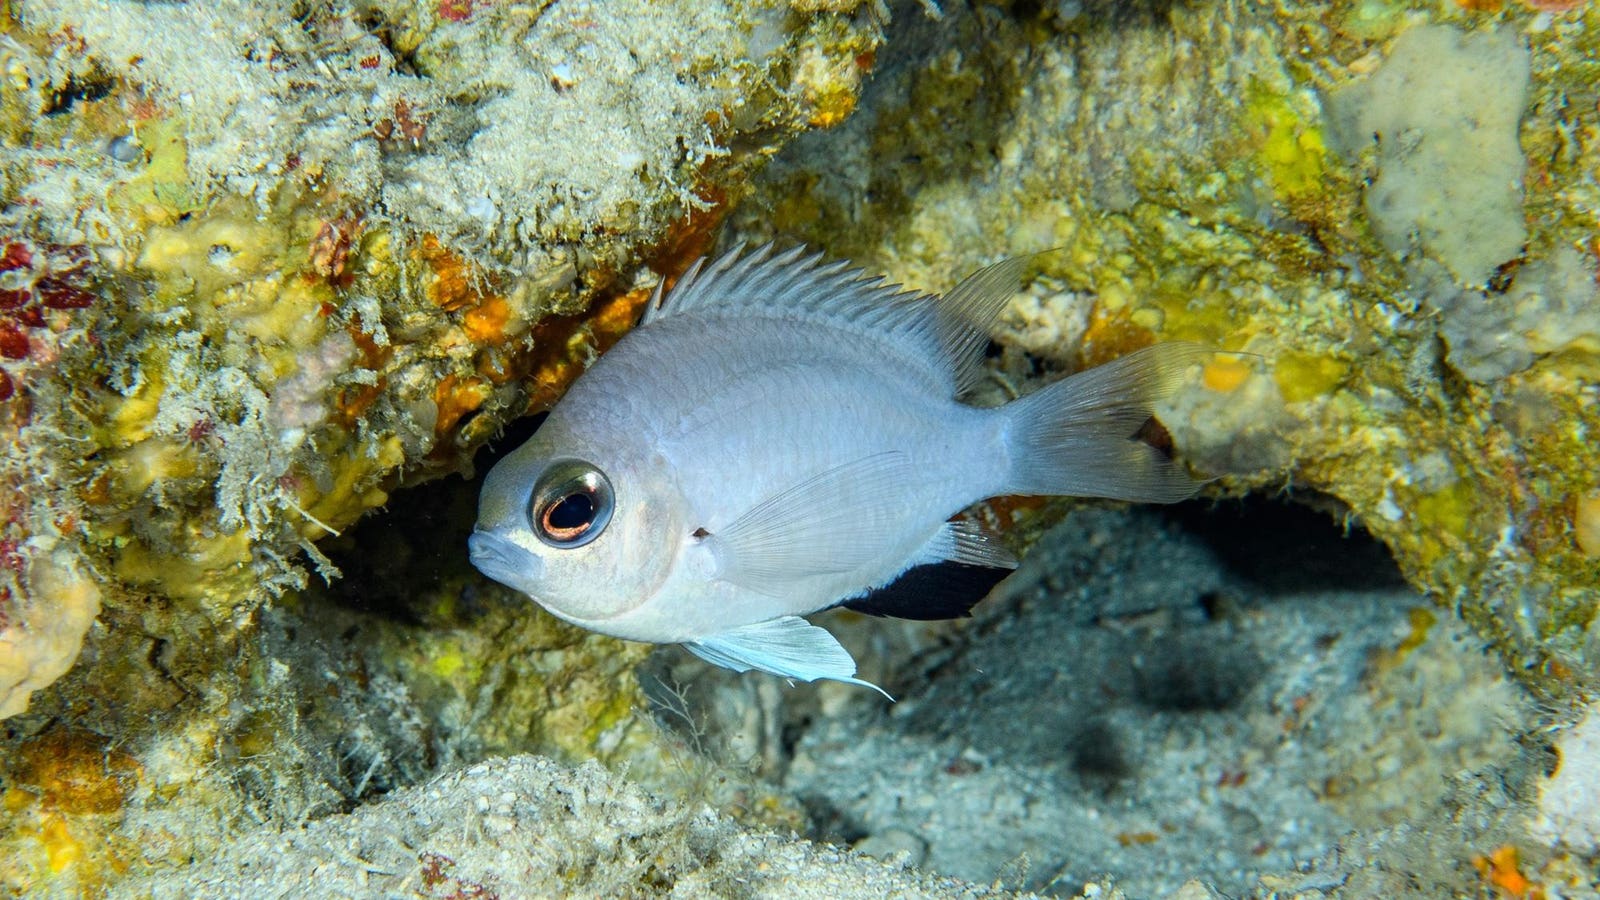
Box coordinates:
[468,244,1205,693]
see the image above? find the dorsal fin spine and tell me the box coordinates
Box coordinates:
[643,243,1031,398]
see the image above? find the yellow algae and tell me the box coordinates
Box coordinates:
[1129,306,1165,331]
[358,229,397,278]
[1202,356,1254,393]
[137,203,286,297]
[1334,0,1409,40]
[1147,284,1245,349]
[224,274,329,351]
[107,118,199,224]
[1375,606,1439,675]
[1573,489,1600,556]
[0,548,104,719]
[807,84,857,129]
[1398,606,1436,656]
[42,815,84,874]
[1274,351,1350,403]
[106,438,201,496]
[1246,84,1330,203]
[1412,479,1477,557]
[577,686,640,753]
[1,790,29,815]
[431,651,466,680]
[301,436,405,539]
[107,365,164,447]
[111,528,253,603]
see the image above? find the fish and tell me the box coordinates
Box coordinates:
[468,244,1206,693]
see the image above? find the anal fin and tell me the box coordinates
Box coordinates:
[840,518,1015,621]
[841,561,1011,621]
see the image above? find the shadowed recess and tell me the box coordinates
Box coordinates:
[1162,495,1408,594]
[316,413,549,622]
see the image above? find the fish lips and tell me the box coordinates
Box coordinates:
[468,529,543,596]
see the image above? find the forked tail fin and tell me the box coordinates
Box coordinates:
[1001,342,1211,502]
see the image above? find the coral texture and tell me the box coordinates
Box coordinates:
[0,0,879,893]
[108,755,1041,900]
[0,0,878,713]
[732,0,1600,707]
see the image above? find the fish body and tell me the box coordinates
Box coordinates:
[469,245,1203,690]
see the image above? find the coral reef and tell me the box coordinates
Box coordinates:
[0,0,878,716]
[5,0,1600,896]
[730,0,1600,708]
[106,754,1042,900]
[0,0,881,894]
[0,1,883,678]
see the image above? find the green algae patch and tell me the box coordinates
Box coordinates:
[1411,478,1477,556]
[1332,0,1412,41]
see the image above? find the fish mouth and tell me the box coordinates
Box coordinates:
[468,529,542,595]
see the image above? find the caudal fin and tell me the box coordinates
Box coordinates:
[1002,342,1210,503]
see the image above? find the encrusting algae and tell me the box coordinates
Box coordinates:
[733,0,1600,709]
[4,0,1600,895]
[0,0,881,893]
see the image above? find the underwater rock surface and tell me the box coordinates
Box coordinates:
[106,755,1039,900]
[781,505,1539,899]
[3,0,1599,897]
[0,0,877,719]
[0,0,878,892]
[731,0,1600,707]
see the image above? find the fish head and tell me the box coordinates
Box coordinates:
[469,422,687,627]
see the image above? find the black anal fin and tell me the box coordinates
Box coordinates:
[841,562,1011,621]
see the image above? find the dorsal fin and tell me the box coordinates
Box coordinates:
[938,254,1031,394]
[642,243,1030,398]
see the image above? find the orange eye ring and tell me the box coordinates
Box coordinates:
[528,459,614,549]
[540,491,597,542]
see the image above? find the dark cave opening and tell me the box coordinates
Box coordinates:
[1160,493,1409,595]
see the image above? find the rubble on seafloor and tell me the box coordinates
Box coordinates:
[641,502,1559,899]
[104,755,1047,900]
[3,0,1600,898]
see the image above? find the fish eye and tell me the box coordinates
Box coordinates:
[529,459,614,549]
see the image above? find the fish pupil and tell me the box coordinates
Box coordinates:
[546,492,595,531]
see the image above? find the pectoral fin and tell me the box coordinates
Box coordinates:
[705,452,913,594]
[684,616,892,698]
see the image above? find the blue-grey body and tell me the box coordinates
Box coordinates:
[469,245,1203,691]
